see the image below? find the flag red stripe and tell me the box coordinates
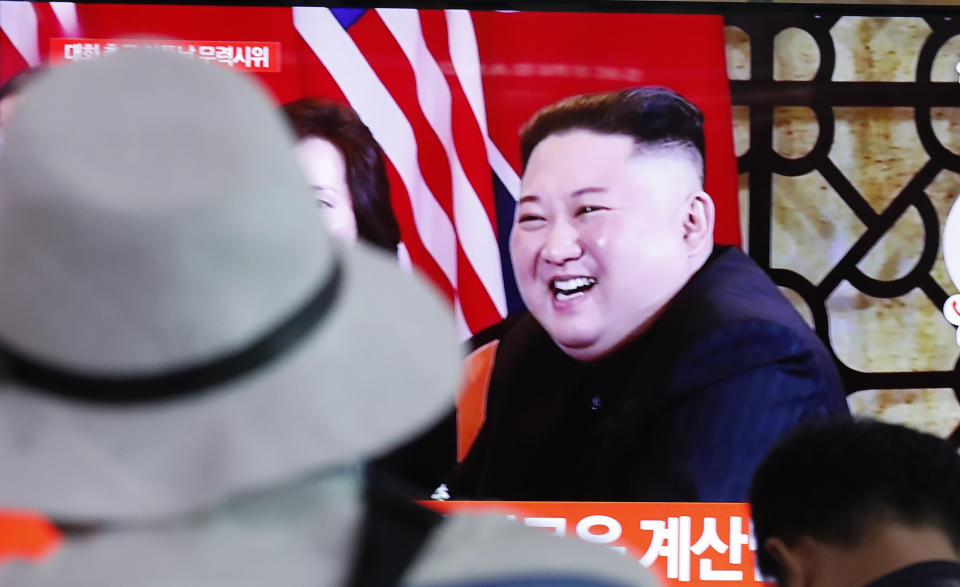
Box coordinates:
[384,160,455,301]
[0,31,31,83]
[457,248,503,332]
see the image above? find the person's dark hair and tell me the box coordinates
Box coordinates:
[519,86,706,183]
[749,419,960,583]
[282,98,401,252]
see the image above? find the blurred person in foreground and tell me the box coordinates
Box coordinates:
[449,87,848,502]
[0,51,657,587]
[750,419,960,587]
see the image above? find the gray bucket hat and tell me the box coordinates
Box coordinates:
[0,51,460,523]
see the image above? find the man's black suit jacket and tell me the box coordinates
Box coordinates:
[449,245,850,502]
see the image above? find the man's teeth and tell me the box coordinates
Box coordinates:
[554,277,593,291]
[551,277,597,299]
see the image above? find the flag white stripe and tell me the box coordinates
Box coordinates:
[378,8,506,317]
[487,137,521,199]
[49,2,79,36]
[445,10,487,133]
[292,7,471,336]
[0,2,40,67]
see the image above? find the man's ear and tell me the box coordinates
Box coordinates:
[765,537,806,587]
[682,190,715,257]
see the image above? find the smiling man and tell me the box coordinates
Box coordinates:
[513,129,708,362]
[448,87,849,502]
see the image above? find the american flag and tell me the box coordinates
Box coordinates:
[1,3,739,338]
[295,7,511,336]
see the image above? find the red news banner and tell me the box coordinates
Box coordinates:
[0,504,766,585]
[49,38,280,72]
[423,501,767,586]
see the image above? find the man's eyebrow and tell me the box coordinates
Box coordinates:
[571,187,607,197]
[518,187,606,203]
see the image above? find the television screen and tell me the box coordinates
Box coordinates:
[3,2,960,584]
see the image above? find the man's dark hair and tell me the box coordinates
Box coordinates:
[749,419,960,582]
[519,86,706,182]
[282,97,401,252]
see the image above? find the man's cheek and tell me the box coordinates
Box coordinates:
[509,237,534,272]
[581,220,617,252]
[507,231,520,265]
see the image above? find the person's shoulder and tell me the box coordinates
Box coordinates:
[862,560,960,587]
[466,314,548,351]
[668,312,839,394]
[465,317,520,353]
[662,247,841,393]
[671,247,823,351]
[681,246,808,331]
[402,513,658,587]
[466,314,564,373]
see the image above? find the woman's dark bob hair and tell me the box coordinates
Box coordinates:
[283,98,401,252]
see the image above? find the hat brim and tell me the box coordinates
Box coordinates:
[0,243,462,522]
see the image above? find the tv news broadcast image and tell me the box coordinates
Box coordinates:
[3,2,960,585]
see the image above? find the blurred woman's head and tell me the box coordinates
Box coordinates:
[283,98,401,252]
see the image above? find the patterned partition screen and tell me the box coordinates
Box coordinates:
[725,9,960,443]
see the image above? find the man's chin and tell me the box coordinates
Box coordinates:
[548,324,645,362]
[550,333,608,362]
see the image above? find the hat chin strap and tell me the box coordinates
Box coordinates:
[0,259,343,404]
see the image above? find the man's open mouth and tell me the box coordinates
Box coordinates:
[550,277,597,301]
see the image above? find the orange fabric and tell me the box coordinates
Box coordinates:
[455,340,499,461]
[0,511,61,565]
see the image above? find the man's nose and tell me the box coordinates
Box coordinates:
[542,219,582,265]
